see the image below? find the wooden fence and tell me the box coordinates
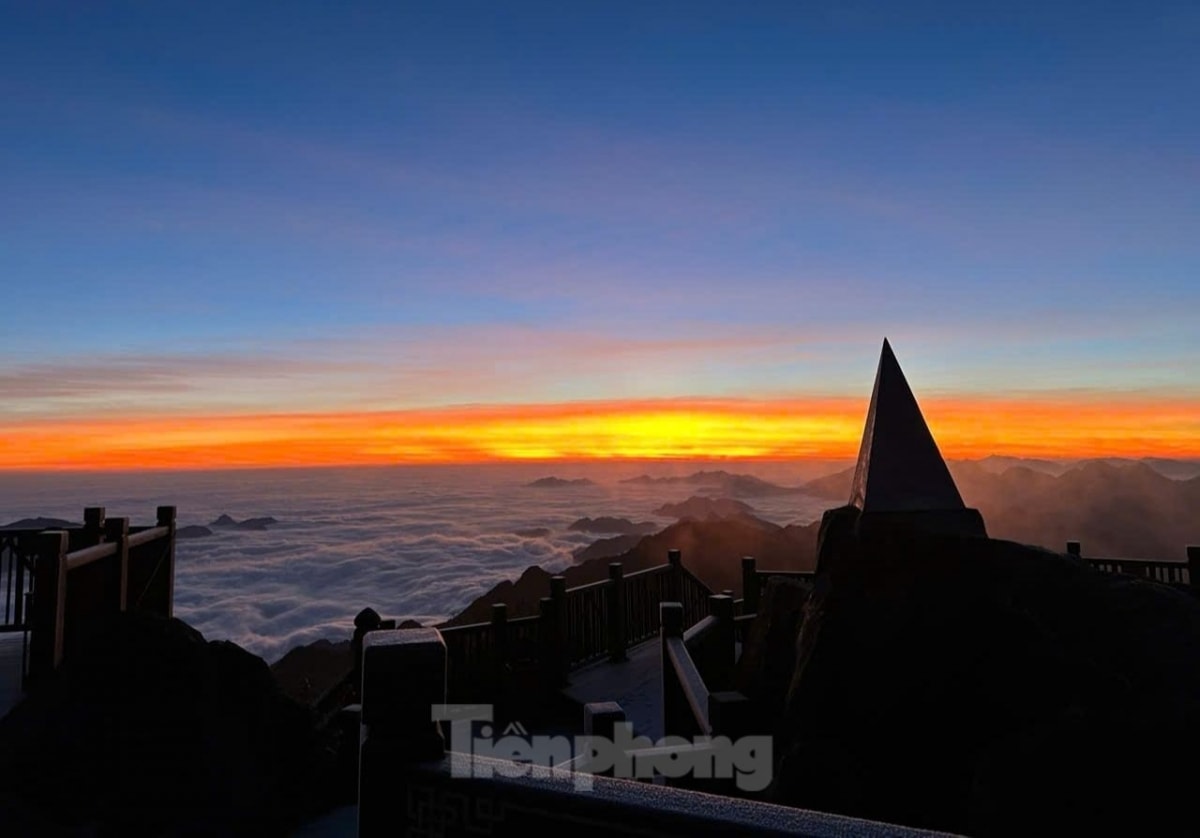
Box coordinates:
[438,548,713,703]
[1068,541,1200,590]
[21,506,177,686]
[355,623,940,838]
[658,597,760,794]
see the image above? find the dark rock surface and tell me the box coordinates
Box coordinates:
[177,524,213,539]
[770,519,1200,835]
[0,612,338,836]
[271,638,353,709]
[733,576,813,729]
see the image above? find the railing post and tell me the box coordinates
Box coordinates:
[491,603,508,706]
[1066,541,1081,559]
[582,701,627,777]
[155,505,177,618]
[741,556,759,615]
[357,628,447,838]
[667,548,682,603]
[79,506,106,551]
[104,517,130,613]
[660,602,685,741]
[608,562,627,662]
[12,533,30,629]
[722,589,738,617]
[538,596,566,689]
[708,594,735,691]
[708,691,753,739]
[28,530,69,685]
[1188,546,1200,593]
[550,575,567,672]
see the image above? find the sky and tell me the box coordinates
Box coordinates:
[2,1,1198,468]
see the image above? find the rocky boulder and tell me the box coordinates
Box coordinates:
[770,519,1200,835]
[733,576,812,731]
[0,612,338,835]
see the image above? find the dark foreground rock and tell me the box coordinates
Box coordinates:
[771,515,1200,836]
[0,612,339,836]
[734,576,812,728]
[271,638,353,709]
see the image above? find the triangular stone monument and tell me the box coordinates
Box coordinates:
[849,338,987,538]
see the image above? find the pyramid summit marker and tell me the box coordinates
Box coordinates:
[848,339,986,536]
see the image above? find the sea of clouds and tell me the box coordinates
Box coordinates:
[0,463,833,663]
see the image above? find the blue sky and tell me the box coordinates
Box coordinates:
[2,1,1197,420]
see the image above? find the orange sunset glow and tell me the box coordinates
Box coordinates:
[3,395,1197,471]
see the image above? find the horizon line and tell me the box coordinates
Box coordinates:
[3,394,1198,471]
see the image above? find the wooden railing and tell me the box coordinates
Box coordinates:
[26,506,177,686]
[1,533,38,635]
[1068,541,1200,591]
[438,548,715,703]
[661,599,750,748]
[355,624,938,838]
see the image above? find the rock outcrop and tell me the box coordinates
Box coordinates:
[733,576,813,728]
[0,612,339,835]
[769,512,1200,835]
[208,514,279,530]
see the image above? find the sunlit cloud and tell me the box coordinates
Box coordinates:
[3,392,1196,471]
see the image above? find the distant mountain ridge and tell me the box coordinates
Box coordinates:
[567,516,658,535]
[621,469,806,497]
[444,511,819,626]
[526,477,596,488]
[654,495,757,519]
[802,459,1200,560]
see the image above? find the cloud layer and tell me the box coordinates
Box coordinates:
[0,463,832,663]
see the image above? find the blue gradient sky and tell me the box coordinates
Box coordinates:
[2,1,1197,421]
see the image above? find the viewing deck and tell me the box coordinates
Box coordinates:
[562,634,746,741]
[563,636,664,740]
